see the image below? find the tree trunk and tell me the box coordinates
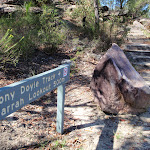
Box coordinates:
[120,0,123,9]
[94,0,99,32]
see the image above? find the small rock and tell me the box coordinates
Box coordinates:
[1,0,16,5]
[29,7,42,14]
[140,18,150,27]
[139,107,150,122]
[6,116,18,121]
[147,122,150,126]
[19,123,26,128]
[72,47,77,52]
[104,115,110,119]
[9,137,12,140]
[61,59,75,66]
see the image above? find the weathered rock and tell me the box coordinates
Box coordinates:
[140,18,150,25]
[0,4,18,14]
[0,0,30,5]
[28,7,42,14]
[90,43,150,114]
[140,19,150,31]
[0,0,16,5]
[0,4,42,15]
[133,20,145,29]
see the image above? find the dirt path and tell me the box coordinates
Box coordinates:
[64,20,150,149]
[64,44,150,150]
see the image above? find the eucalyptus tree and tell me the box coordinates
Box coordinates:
[116,0,128,9]
[99,0,149,17]
[94,0,100,31]
[127,0,149,18]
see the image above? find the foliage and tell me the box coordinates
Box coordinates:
[100,0,149,18]
[38,4,65,53]
[70,0,129,52]
[100,0,115,10]
[116,0,128,9]
[51,140,66,149]
[70,0,96,37]
[0,8,40,59]
[127,0,150,18]
[0,29,24,69]
[0,1,66,61]
[114,132,122,140]
[33,0,51,6]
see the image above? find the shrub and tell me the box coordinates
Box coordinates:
[38,4,65,54]
[70,0,129,51]
[0,1,66,60]
[0,9,40,59]
[0,29,24,70]
[70,0,96,37]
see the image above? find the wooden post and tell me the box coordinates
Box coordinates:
[56,84,65,134]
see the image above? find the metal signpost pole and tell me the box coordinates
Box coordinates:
[57,84,65,134]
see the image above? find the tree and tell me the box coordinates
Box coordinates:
[99,0,149,17]
[116,0,127,9]
[127,0,149,18]
[94,0,100,32]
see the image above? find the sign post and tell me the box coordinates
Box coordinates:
[0,63,70,134]
[57,84,65,134]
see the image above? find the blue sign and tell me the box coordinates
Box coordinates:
[0,64,70,122]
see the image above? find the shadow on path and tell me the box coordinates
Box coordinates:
[96,117,119,150]
[64,116,119,150]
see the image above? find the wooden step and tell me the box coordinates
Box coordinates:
[145,81,150,86]
[132,62,150,68]
[125,44,150,51]
[125,51,150,57]
[124,49,150,53]
[132,55,150,62]
[139,71,150,86]
[126,38,150,44]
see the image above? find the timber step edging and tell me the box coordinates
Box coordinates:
[125,44,150,50]
[132,62,150,67]
[124,49,150,53]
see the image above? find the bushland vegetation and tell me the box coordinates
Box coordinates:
[0,0,149,70]
[70,0,149,51]
[0,0,65,70]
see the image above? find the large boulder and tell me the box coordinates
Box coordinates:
[90,43,150,115]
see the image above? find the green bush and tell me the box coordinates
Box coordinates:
[0,9,40,59]
[70,0,129,51]
[0,1,66,60]
[70,0,96,37]
[0,29,24,69]
[38,4,65,53]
